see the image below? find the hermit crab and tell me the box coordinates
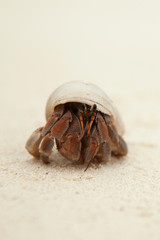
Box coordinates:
[26,81,127,169]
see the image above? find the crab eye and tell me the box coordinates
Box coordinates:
[92,104,97,112]
[82,103,85,111]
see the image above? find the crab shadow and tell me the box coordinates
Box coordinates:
[27,148,126,173]
[28,149,85,172]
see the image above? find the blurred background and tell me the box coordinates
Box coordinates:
[0,1,160,240]
[0,0,160,137]
[1,0,160,143]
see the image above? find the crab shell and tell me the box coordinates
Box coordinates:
[45,81,125,136]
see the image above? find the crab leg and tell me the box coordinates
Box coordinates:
[96,112,111,161]
[56,113,83,161]
[103,114,128,156]
[50,110,72,139]
[42,104,64,137]
[86,104,97,136]
[25,127,43,158]
[77,110,84,137]
[112,136,128,156]
[83,124,100,171]
[39,133,54,163]
[38,110,73,162]
[103,114,119,144]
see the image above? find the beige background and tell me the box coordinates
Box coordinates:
[0,1,160,240]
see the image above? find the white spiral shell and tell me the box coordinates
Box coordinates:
[45,81,125,136]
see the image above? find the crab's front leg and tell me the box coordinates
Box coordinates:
[103,114,128,156]
[112,136,128,156]
[42,104,64,136]
[96,112,111,161]
[82,124,100,171]
[56,113,83,162]
[39,133,54,163]
[25,106,72,162]
[39,110,73,163]
[25,127,43,158]
[25,127,55,163]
